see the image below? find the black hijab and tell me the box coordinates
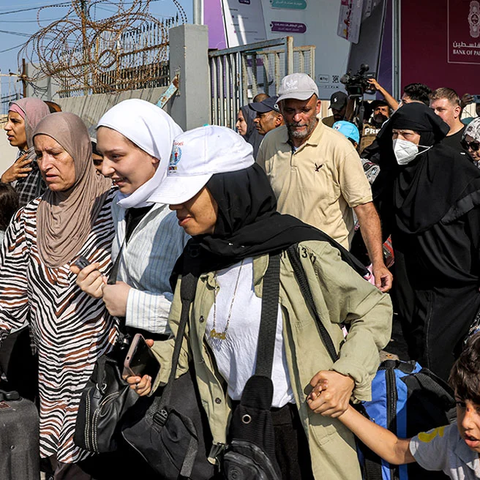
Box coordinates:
[376,103,480,234]
[173,163,368,282]
[240,105,263,159]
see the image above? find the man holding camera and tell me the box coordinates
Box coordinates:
[257,73,392,292]
[359,99,391,154]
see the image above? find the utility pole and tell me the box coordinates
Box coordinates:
[392,0,401,100]
[21,58,27,98]
[81,0,90,94]
[193,0,203,25]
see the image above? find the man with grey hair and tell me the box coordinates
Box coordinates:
[257,73,392,291]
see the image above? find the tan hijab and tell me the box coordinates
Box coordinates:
[35,113,111,268]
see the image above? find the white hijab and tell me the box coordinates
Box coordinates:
[97,99,183,208]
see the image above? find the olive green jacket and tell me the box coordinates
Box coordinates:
[151,241,392,479]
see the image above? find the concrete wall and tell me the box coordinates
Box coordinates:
[0,115,17,175]
[25,63,59,100]
[0,87,169,177]
[55,86,169,133]
[26,61,169,132]
[169,24,210,130]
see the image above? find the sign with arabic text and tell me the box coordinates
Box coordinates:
[271,0,307,8]
[448,0,480,65]
[221,0,267,47]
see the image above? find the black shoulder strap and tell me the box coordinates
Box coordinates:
[107,242,125,285]
[160,244,201,406]
[255,253,281,378]
[108,241,127,338]
[162,252,279,404]
[287,244,339,363]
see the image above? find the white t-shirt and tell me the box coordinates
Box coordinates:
[409,424,480,479]
[205,257,294,408]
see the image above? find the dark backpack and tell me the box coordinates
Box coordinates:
[358,360,456,480]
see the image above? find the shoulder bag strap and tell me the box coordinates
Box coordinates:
[255,253,281,378]
[108,241,127,339]
[287,244,339,363]
[107,242,125,285]
[159,244,200,406]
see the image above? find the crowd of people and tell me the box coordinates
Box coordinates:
[0,72,479,480]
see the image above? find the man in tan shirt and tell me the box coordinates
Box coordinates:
[257,73,392,291]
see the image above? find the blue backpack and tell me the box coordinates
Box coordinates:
[358,360,456,480]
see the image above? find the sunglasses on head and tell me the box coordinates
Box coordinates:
[462,139,480,152]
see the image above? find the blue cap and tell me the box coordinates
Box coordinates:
[249,96,280,113]
[332,120,360,144]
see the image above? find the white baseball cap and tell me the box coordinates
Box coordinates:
[150,125,255,205]
[277,73,319,102]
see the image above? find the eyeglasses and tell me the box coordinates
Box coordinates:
[461,139,480,152]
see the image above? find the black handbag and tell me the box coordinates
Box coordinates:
[74,243,137,454]
[222,253,282,480]
[74,350,138,453]
[121,248,215,480]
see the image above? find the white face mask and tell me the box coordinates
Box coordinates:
[393,138,432,165]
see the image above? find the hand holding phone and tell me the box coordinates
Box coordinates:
[74,256,91,270]
[71,256,105,299]
[123,333,160,380]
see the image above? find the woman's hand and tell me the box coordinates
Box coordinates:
[461,93,474,109]
[70,263,106,298]
[102,282,131,317]
[307,370,355,418]
[125,339,155,396]
[1,154,32,183]
[126,374,152,396]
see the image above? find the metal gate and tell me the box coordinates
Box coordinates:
[209,37,315,128]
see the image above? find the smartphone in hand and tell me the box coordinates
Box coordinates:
[74,256,91,270]
[123,333,160,379]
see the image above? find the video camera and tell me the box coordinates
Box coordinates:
[340,64,376,97]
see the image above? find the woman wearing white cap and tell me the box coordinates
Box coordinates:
[72,98,188,372]
[130,125,392,479]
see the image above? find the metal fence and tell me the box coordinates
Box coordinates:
[1,93,21,115]
[57,18,177,97]
[57,62,170,97]
[209,37,315,128]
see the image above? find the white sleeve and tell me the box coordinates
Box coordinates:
[126,288,173,335]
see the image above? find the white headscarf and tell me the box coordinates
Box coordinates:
[97,99,183,208]
[465,117,480,144]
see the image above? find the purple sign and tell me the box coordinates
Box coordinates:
[270,21,307,34]
[204,0,226,49]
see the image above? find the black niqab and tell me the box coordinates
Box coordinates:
[378,103,480,234]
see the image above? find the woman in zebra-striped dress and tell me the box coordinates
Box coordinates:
[0,112,115,476]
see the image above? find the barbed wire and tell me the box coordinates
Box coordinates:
[20,0,187,95]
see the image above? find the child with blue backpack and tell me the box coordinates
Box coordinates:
[308,333,480,478]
